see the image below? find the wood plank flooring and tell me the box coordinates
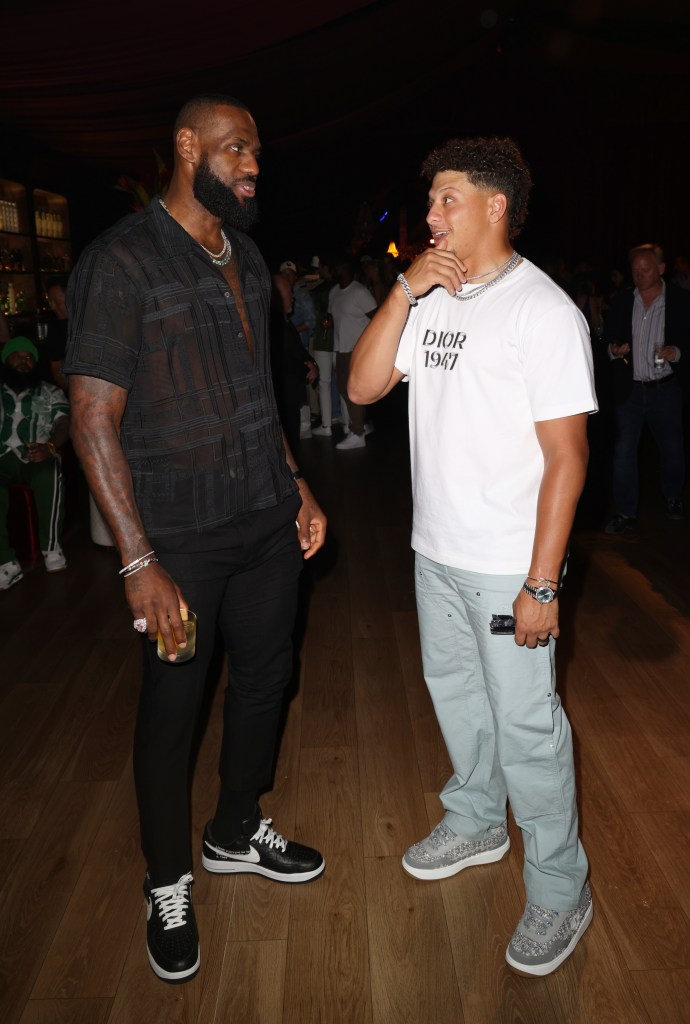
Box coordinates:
[2,389,690,1023]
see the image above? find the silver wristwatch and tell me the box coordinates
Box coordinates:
[522,581,559,604]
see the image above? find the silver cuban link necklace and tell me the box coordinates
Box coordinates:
[454,250,522,301]
[159,198,232,266]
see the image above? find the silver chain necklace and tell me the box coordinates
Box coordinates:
[159,198,232,266]
[454,251,522,301]
[464,251,517,281]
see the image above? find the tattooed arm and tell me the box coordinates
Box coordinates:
[68,374,187,659]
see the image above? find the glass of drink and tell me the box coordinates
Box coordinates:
[157,610,197,663]
[654,348,665,368]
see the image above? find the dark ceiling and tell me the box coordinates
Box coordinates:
[3,0,690,270]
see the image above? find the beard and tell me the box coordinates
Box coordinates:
[193,155,259,231]
[1,363,44,392]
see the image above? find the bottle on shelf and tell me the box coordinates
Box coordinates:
[0,200,19,233]
[7,281,17,315]
[36,306,48,341]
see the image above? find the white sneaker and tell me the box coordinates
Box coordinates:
[0,560,23,591]
[312,425,332,437]
[336,432,366,450]
[299,427,313,439]
[43,548,67,573]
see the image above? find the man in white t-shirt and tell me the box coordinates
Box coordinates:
[349,137,597,977]
[328,257,377,450]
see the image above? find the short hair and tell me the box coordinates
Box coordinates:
[334,255,356,276]
[421,136,532,239]
[174,93,251,138]
[629,243,665,265]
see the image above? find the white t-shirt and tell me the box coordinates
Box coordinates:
[328,280,376,353]
[394,258,598,574]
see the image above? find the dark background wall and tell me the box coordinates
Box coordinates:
[2,1,689,274]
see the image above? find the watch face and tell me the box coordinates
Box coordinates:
[535,586,555,604]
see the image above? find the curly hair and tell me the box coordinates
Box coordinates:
[421,137,532,239]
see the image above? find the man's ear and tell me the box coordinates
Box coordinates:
[176,127,198,166]
[488,192,508,225]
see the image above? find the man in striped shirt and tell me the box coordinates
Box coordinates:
[604,244,690,534]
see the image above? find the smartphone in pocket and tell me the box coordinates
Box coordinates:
[489,614,515,635]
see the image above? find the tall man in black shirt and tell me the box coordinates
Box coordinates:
[64,95,327,984]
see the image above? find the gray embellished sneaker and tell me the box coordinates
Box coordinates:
[402,820,510,880]
[506,882,593,977]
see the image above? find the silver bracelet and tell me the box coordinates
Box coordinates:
[397,273,418,307]
[122,556,159,578]
[119,550,155,576]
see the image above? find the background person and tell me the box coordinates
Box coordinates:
[308,257,336,437]
[271,272,318,455]
[604,243,690,533]
[329,257,376,450]
[44,273,70,392]
[0,336,69,589]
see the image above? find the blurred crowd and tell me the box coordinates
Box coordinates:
[2,240,690,592]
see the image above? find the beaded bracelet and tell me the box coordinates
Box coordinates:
[119,550,155,576]
[397,273,418,307]
[122,556,159,578]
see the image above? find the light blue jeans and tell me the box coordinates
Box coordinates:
[415,553,588,910]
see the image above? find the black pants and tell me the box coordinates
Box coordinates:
[133,502,302,885]
[612,377,686,517]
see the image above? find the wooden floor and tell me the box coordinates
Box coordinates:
[2,389,690,1024]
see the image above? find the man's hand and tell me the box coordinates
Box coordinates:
[512,587,560,649]
[125,562,188,660]
[349,248,467,406]
[26,442,55,462]
[400,247,468,300]
[656,345,677,362]
[610,342,630,359]
[295,480,326,559]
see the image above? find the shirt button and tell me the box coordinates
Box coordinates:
[224,291,231,298]
[237,332,243,339]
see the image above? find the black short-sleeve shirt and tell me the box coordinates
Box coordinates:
[64,199,296,538]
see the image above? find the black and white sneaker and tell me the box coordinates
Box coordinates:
[144,872,200,983]
[202,817,325,883]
